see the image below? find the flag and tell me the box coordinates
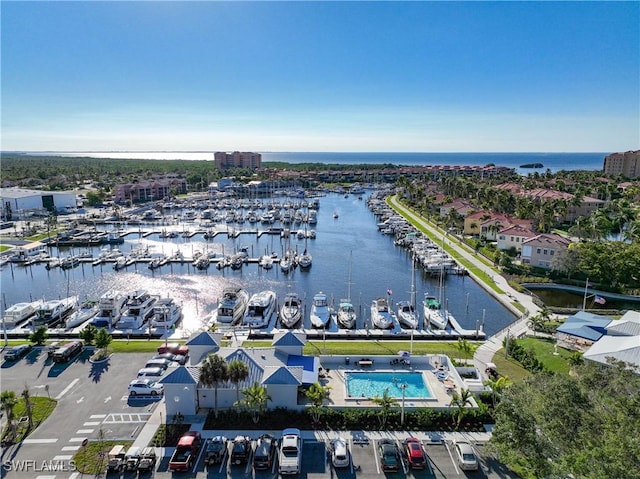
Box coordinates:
[594,295,606,305]
[387,289,393,295]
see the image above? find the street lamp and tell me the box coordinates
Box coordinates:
[400,382,408,426]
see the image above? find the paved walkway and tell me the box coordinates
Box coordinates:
[387,196,540,375]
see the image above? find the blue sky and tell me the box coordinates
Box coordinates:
[2,1,638,152]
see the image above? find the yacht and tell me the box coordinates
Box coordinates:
[336,300,356,329]
[116,290,158,330]
[423,294,447,330]
[310,292,331,329]
[396,300,418,329]
[370,297,395,330]
[150,297,183,329]
[215,287,249,325]
[92,290,127,329]
[243,290,278,329]
[33,296,77,327]
[259,255,273,270]
[2,302,37,329]
[297,249,312,269]
[279,292,302,328]
[65,299,99,329]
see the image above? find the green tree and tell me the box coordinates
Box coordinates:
[227,359,249,403]
[305,382,331,423]
[29,326,48,346]
[199,354,228,418]
[95,328,112,351]
[449,388,473,428]
[1,391,18,440]
[237,382,271,424]
[79,324,98,345]
[483,375,512,408]
[370,388,398,428]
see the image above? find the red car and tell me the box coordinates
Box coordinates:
[404,437,427,469]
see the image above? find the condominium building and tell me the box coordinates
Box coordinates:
[214,151,262,169]
[113,177,187,203]
[603,150,640,178]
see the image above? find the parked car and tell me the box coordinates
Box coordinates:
[136,447,157,473]
[230,435,252,465]
[205,436,228,466]
[137,367,164,378]
[253,434,277,470]
[378,438,400,471]
[330,437,350,468]
[278,428,302,475]
[404,437,426,469]
[124,446,142,471]
[169,431,202,471]
[157,342,189,356]
[128,379,164,396]
[153,352,187,365]
[4,344,32,361]
[453,440,479,471]
[145,358,174,370]
[106,444,127,473]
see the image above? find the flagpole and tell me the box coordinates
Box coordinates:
[582,278,589,311]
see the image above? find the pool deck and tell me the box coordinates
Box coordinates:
[317,354,470,409]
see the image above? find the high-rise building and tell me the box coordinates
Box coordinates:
[214,151,262,169]
[603,150,640,178]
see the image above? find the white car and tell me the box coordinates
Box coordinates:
[453,440,479,471]
[330,438,350,468]
[128,379,164,396]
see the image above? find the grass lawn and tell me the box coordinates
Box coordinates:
[2,397,57,443]
[73,440,133,475]
[109,340,168,353]
[490,350,530,383]
[0,245,11,252]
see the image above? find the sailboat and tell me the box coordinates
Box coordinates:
[423,238,450,330]
[336,251,356,329]
[397,257,419,329]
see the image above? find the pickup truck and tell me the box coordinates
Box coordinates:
[278,428,302,475]
[169,431,202,472]
[230,435,252,466]
[205,436,228,466]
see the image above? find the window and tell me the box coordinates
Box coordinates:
[536,248,541,254]
[550,250,554,256]
[543,249,548,255]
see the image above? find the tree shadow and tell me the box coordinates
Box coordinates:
[89,358,110,383]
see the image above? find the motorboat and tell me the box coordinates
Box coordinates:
[150,297,183,329]
[116,290,158,330]
[396,301,418,330]
[297,248,312,269]
[243,290,278,329]
[113,257,127,270]
[279,292,302,328]
[2,302,37,329]
[423,294,447,330]
[33,296,77,327]
[65,299,99,329]
[259,255,273,270]
[92,290,127,329]
[193,256,210,270]
[336,300,356,329]
[371,297,395,329]
[60,255,79,270]
[215,287,249,325]
[310,292,331,329]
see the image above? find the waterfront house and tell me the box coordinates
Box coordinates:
[555,311,613,352]
[496,224,538,253]
[520,233,571,269]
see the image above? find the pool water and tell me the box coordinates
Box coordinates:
[345,371,432,399]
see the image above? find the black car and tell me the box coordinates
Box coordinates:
[205,436,228,466]
[230,436,252,465]
[4,344,32,361]
[378,439,400,471]
[253,434,277,470]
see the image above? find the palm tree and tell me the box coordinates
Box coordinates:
[199,354,229,418]
[1,391,18,440]
[21,384,33,430]
[449,388,473,428]
[370,388,398,428]
[305,382,331,423]
[227,359,249,403]
[237,382,271,424]
[483,375,512,408]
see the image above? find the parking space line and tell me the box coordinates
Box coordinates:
[55,378,79,400]
[53,455,73,461]
[373,438,381,474]
[76,429,93,434]
[35,476,56,479]
[23,438,58,444]
[61,446,81,451]
[90,414,106,419]
[397,439,408,474]
[445,441,460,475]
[83,421,101,426]
[69,437,87,443]
[68,473,80,479]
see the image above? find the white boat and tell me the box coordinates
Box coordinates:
[60,256,79,269]
[370,297,395,330]
[150,297,182,329]
[65,299,99,329]
[215,287,249,325]
[33,296,77,327]
[259,255,274,270]
[92,290,127,329]
[2,302,37,329]
[396,301,418,330]
[243,290,278,329]
[310,292,331,329]
[116,290,158,330]
[113,257,127,270]
[336,300,356,329]
[423,294,447,330]
[298,249,312,269]
[279,293,303,328]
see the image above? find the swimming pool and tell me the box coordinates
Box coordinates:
[345,371,432,399]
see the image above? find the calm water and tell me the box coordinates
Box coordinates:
[1,193,515,335]
[346,371,431,399]
[32,151,606,173]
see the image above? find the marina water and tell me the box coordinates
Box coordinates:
[1,193,516,336]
